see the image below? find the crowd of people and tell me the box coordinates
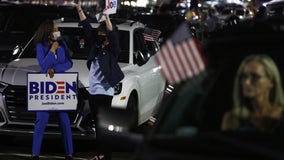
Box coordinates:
[185,3,268,41]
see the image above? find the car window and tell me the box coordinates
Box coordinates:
[133,28,159,61]
[236,9,245,15]
[155,18,284,137]
[20,39,37,58]
[60,27,90,59]
[4,9,57,36]
[158,53,284,136]
[118,30,130,63]
[17,27,89,59]
[268,6,283,16]
[0,49,12,63]
[222,9,232,15]
[0,10,9,32]
[134,29,147,53]
[20,27,131,63]
[0,4,13,33]
[62,27,130,62]
[145,40,159,56]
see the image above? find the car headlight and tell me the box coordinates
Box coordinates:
[114,82,122,95]
[0,82,8,93]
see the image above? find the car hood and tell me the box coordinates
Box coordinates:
[0,58,130,87]
[0,58,40,85]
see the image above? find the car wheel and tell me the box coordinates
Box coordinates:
[126,93,138,130]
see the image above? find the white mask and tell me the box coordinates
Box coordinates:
[52,31,61,41]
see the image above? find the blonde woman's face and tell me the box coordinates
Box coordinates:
[240,60,274,99]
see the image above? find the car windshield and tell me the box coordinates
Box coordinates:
[20,27,130,63]
[0,8,9,33]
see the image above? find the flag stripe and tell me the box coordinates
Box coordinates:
[143,33,154,41]
[186,40,200,75]
[163,41,180,83]
[152,29,161,40]
[143,27,161,41]
[190,39,205,72]
[180,42,195,78]
[182,40,199,75]
[156,52,174,84]
[165,41,183,83]
[157,43,175,84]
[156,46,174,84]
[174,44,188,81]
[176,44,194,78]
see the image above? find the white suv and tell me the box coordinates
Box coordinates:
[0,19,165,137]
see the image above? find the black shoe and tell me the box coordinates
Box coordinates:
[30,155,39,160]
[65,155,73,160]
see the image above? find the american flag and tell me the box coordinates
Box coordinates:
[143,27,162,41]
[155,22,206,84]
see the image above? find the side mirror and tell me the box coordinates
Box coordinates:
[134,50,150,66]
[11,45,23,60]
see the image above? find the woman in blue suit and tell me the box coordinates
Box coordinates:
[30,20,74,160]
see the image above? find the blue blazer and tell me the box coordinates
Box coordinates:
[36,41,73,73]
[80,19,124,87]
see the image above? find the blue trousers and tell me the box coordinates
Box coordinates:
[32,111,74,155]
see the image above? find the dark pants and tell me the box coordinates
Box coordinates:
[89,94,113,160]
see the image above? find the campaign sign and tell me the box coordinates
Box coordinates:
[96,12,106,22]
[104,0,117,14]
[27,72,78,111]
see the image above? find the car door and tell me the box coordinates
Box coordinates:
[132,28,165,118]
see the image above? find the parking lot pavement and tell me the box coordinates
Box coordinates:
[0,136,135,160]
[0,151,134,160]
[0,120,154,160]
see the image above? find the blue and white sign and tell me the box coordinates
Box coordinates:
[27,72,78,111]
[104,0,117,14]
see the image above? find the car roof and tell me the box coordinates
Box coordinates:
[265,0,284,6]
[57,19,146,32]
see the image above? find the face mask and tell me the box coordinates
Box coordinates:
[97,35,106,46]
[51,31,61,41]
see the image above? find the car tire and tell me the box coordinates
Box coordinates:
[126,93,138,131]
